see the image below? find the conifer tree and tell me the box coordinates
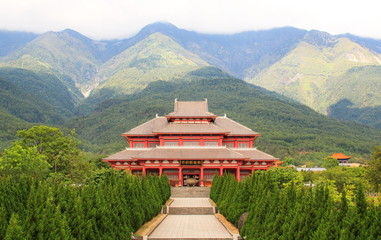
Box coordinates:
[4,213,24,240]
[0,206,8,239]
[355,184,367,215]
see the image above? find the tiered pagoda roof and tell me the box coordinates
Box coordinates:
[166,99,216,118]
[134,147,247,160]
[123,116,260,136]
[104,99,279,179]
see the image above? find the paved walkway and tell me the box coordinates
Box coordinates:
[148,215,232,239]
[148,198,233,239]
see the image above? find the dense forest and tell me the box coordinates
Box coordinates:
[210,147,381,239]
[0,126,171,240]
[1,66,381,166]
[67,70,381,164]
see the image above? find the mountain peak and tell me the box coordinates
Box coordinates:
[303,30,337,47]
[138,22,179,35]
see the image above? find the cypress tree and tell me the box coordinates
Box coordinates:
[0,206,8,239]
[4,213,24,240]
[355,184,367,216]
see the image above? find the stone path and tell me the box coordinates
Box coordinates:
[147,188,236,240]
[148,215,232,239]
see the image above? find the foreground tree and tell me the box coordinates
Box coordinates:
[366,146,381,192]
[17,126,80,174]
[4,213,24,240]
[0,142,49,178]
[323,157,339,169]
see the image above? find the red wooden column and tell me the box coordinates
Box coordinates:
[236,167,241,181]
[219,167,223,176]
[159,167,163,176]
[178,167,183,186]
[200,167,204,186]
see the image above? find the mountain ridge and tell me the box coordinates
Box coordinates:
[0,22,381,129]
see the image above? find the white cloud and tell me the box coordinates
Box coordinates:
[0,0,380,39]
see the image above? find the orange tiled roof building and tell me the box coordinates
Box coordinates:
[103,99,279,186]
[330,153,352,163]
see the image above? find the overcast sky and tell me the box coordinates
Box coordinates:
[1,0,380,40]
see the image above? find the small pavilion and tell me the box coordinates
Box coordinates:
[330,153,352,163]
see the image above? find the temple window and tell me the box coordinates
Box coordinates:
[134,142,144,148]
[238,142,249,148]
[183,141,200,146]
[148,142,159,148]
[204,141,218,146]
[164,141,178,146]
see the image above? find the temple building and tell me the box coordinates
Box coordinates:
[330,153,352,163]
[103,99,279,186]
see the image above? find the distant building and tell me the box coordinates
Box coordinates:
[103,99,279,186]
[339,163,362,167]
[330,153,352,163]
[297,167,326,172]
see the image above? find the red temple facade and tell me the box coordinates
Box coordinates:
[103,99,279,186]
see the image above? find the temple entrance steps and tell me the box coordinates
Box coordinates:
[167,198,216,215]
[145,187,240,240]
[170,186,210,198]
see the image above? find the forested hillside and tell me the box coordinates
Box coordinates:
[1,23,381,128]
[87,32,209,107]
[0,23,381,164]
[248,33,381,114]
[0,31,37,57]
[66,68,381,164]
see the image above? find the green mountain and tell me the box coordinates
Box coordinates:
[0,30,37,57]
[0,29,104,96]
[0,67,81,149]
[120,22,307,79]
[248,31,381,115]
[1,24,381,130]
[327,65,381,128]
[339,33,381,54]
[0,77,64,124]
[66,69,381,163]
[0,109,33,150]
[87,33,209,104]
[0,68,77,116]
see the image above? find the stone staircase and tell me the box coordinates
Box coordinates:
[146,187,239,240]
[168,206,215,215]
[170,186,211,198]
